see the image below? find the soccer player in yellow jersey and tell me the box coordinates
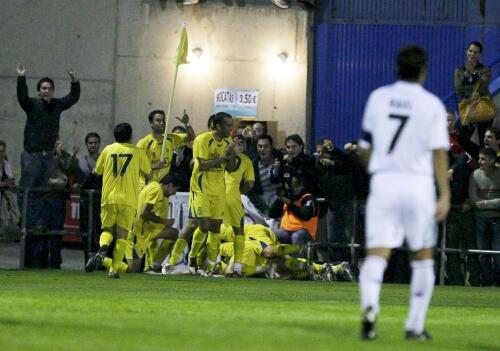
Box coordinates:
[85,123,152,278]
[136,109,195,187]
[219,224,354,281]
[126,174,181,273]
[137,110,194,269]
[223,135,255,276]
[164,112,236,274]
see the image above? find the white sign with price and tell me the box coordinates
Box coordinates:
[213,88,259,118]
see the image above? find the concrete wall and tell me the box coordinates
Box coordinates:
[0,0,309,178]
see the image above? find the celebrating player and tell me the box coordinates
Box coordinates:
[126,173,181,273]
[86,123,152,278]
[164,112,236,274]
[223,134,255,276]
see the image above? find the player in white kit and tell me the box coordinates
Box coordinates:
[357,46,451,341]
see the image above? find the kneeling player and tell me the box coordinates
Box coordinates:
[126,174,181,272]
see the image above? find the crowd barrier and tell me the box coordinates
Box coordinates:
[10,187,500,285]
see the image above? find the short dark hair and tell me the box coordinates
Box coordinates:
[159,173,182,187]
[148,110,165,123]
[486,127,500,140]
[0,140,6,149]
[467,41,483,53]
[479,147,497,161]
[114,123,132,143]
[210,112,232,129]
[285,134,304,147]
[37,77,55,91]
[396,46,427,81]
[85,132,101,143]
[172,125,187,134]
[257,134,273,146]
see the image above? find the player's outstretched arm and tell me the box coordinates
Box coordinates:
[433,148,451,222]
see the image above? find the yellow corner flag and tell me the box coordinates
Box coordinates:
[174,25,188,66]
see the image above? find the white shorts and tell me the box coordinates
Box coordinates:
[365,173,437,251]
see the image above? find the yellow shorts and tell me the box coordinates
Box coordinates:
[100,204,136,231]
[189,191,225,220]
[224,199,244,228]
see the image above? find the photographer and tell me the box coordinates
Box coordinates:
[275,134,318,195]
[316,138,355,262]
[269,172,319,252]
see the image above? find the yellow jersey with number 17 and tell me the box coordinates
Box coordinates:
[95,142,152,208]
[190,131,232,196]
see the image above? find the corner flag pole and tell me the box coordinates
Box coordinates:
[161,24,188,161]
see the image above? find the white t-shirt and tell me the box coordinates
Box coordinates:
[359,81,449,176]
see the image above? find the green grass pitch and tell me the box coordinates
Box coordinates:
[0,270,498,351]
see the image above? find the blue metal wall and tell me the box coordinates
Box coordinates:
[330,0,469,22]
[313,23,465,145]
[312,0,500,146]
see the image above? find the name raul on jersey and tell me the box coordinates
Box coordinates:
[389,99,411,109]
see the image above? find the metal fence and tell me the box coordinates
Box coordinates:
[8,188,500,285]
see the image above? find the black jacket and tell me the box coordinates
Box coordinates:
[17,76,80,152]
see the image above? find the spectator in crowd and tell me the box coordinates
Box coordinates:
[468,147,500,286]
[0,140,20,234]
[242,122,266,160]
[0,141,15,189]
[76,132,102,262]
[446,112,480,286]
[459,126,500,164]
[169,125,193,192]
[269,173,319,254]
[28,139,78,269]
[344,141,370,200]
[316,137,355,262]
[276,134,317,195]
[16,64,80,266]
[248,134,282,215]
[454,41,493,145]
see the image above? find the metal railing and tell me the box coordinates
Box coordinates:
[308,200,500,286]
[11,188,500,285]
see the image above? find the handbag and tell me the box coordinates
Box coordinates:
[459,82,497,125]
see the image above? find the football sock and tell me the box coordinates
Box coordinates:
[312,262,323,274]
[206,231,221,264]
[189,228,208,259]
[99,231,114,247]
[168,238,188,265]
[111,238,128,274]
[144,240,158,271]
[330,263,342,274]
[103,257,128,273]
[284,257,307,272]
[233,234,245,266]
[153,239,173,265]
[274,244,301,256]
[359,255,387,316]
[405,259,435,333]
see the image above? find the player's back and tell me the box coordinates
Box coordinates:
[96,142,151,208]
[362,81,448,177]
